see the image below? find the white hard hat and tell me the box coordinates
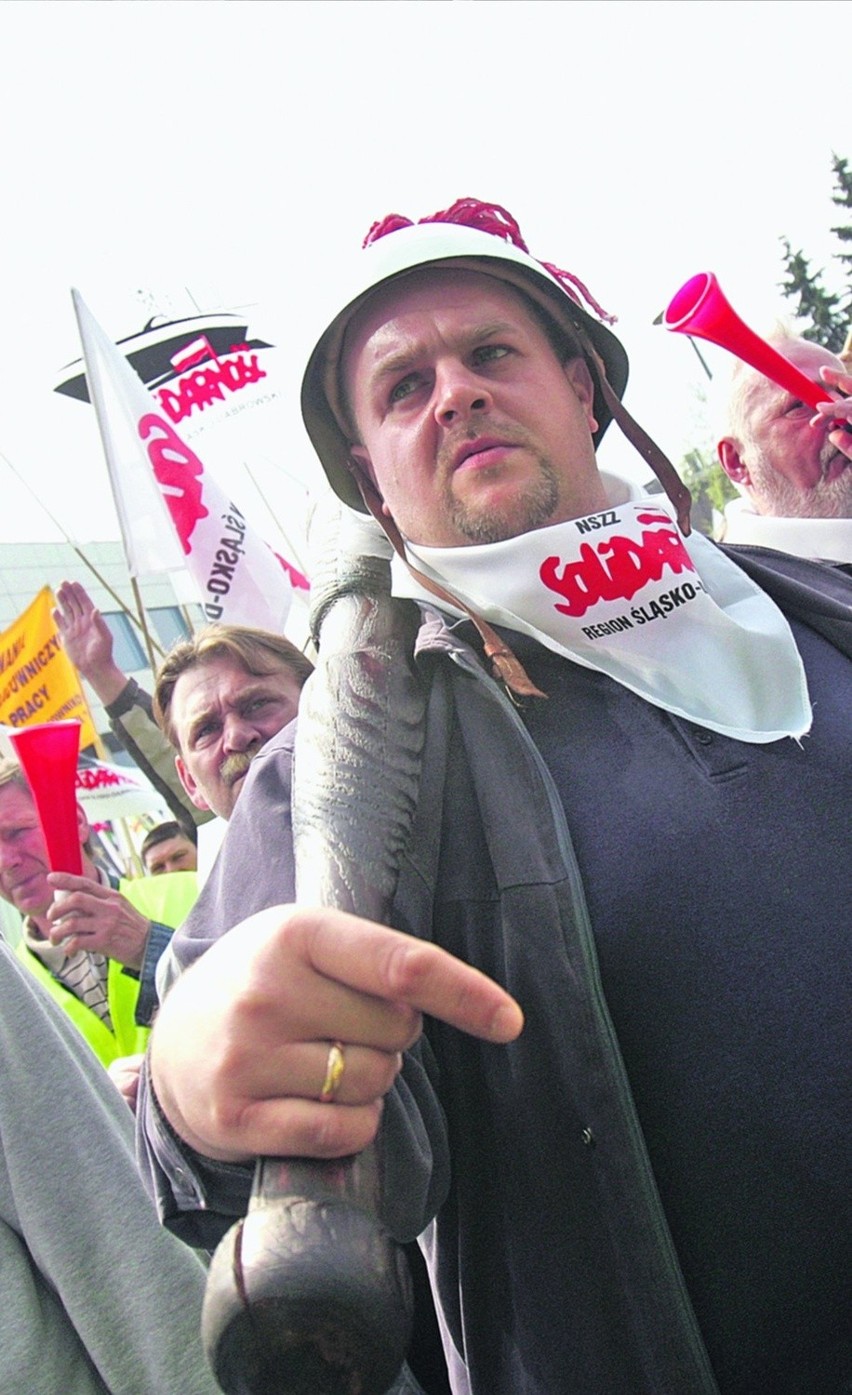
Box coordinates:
[301,216,629,513]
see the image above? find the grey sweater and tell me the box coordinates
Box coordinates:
[0,940,221,1395]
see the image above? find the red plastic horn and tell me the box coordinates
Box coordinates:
[8,721,83,875]
[664,272,835,411]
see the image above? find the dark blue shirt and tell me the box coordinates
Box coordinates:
[518,616,851,1394]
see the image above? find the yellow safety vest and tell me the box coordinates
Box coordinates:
[16,870,199,1068]
[119,870,199,932]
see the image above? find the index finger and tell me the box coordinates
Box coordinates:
[305,907,524,1044]
[819,365,852,394]
[47,871,109,898]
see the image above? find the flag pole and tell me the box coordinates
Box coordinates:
[0,446,166,659]
[179,603,198,635]
[130,576,159,676]
[244,460,311,579]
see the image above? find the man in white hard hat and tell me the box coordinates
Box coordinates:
[139,200,852,1395]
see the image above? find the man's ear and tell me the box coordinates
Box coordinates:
[175,755,211,813]
[563,358,599,434]
[718,438,752,487]
[75,803,90,847]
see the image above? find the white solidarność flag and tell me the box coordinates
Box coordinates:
[72,290,308,633]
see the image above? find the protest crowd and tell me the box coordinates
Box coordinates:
[0,197,850,1395]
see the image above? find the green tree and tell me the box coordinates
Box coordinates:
[830,154,852,287]
[678,448,738,538]
[779,153,852,353]
[658,383,738,539]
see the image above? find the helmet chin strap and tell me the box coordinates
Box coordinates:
[569,325,692,536]
[347,461,547,701]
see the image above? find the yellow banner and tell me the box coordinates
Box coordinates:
[0,587,97,748]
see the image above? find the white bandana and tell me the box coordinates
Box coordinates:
[392,499,812,744]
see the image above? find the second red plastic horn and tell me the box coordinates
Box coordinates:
[663,272,834,411]
[8,720,83,875]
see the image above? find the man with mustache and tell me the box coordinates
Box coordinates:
[139,201,852,1395]
[55,581,312,826]
[717,332,852,561]
[152,623,312,822]
[96,630,306,1105]
[82,626,310,1083]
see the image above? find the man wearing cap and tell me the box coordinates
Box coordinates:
[139,201,852,1395]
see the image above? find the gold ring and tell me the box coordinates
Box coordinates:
[319,1041,346,1103]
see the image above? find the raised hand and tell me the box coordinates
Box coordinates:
[814,365,852,459]
[53,580,129,704]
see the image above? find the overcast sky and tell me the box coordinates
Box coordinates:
[0,0,848,553]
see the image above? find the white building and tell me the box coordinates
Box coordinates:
[0,539,202,761]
